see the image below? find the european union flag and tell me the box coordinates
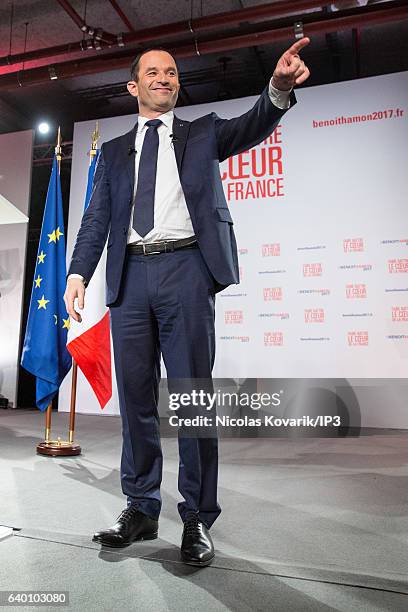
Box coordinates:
[21,156,72,411]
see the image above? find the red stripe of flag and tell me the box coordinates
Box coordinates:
[67,311,112,409]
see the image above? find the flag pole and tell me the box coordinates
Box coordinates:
[37,127,80,457]
[68,122,99,444]
[43,127,62,444]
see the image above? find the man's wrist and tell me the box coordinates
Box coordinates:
[268,78,292,110]
[68,273,85,284]
[271,76,293,92]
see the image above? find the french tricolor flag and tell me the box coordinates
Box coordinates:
[67,150,112,409]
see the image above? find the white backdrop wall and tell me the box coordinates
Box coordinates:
[0,130,33,407]
[60,71,408,425]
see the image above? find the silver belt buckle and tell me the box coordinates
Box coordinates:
[143,243,161,255]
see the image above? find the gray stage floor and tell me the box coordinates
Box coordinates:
[1,410,408,611]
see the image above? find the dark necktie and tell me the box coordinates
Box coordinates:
[132,118,162,237]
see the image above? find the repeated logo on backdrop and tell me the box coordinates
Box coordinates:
[392,306,408,321]
[347,331,369,346]
[219,234,408,351]
[388,259,408,273]
[263,287,282,301]
[264,332,284,346]
[346,284,367,298]
[262,243,281,257]
[343,238,364,253]
[225,310,244,324]
[305,308,325,323]
[303,263,323,277]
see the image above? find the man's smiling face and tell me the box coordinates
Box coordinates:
[127,50,180,116]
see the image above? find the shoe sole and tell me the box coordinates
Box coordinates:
[180,554,215,567]
[92,531,158,548]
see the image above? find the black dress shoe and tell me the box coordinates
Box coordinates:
[180,512,214,566]
[92,506,158,548]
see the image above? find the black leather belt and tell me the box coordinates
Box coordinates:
[127,236,197,255]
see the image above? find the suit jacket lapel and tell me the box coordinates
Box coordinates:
[125,122,138,193]
[172,116,191,175]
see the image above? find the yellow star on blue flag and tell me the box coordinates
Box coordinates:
[37,295,49,310]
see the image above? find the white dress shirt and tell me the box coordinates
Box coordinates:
[68,81,291,281]
[128,110,194,245]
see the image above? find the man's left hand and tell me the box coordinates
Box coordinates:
[272,37,311,91]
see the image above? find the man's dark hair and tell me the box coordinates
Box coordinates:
[130,47,179,82]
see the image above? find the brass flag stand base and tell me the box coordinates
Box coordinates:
[37,438,81,457]
[37,361,81,457]
[37,361,82,456]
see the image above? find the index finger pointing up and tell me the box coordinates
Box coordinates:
[286,37,310,56]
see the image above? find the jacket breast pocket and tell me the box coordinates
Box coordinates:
[216,207,234,224]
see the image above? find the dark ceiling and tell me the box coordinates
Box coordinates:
[0,0,407,143]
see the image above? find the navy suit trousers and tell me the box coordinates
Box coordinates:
[109,246,221,528]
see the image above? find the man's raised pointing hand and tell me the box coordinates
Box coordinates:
[272,37,311,92]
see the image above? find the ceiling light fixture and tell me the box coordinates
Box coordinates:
[38,122,50,134]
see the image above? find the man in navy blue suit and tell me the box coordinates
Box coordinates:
[65,40,310,566]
